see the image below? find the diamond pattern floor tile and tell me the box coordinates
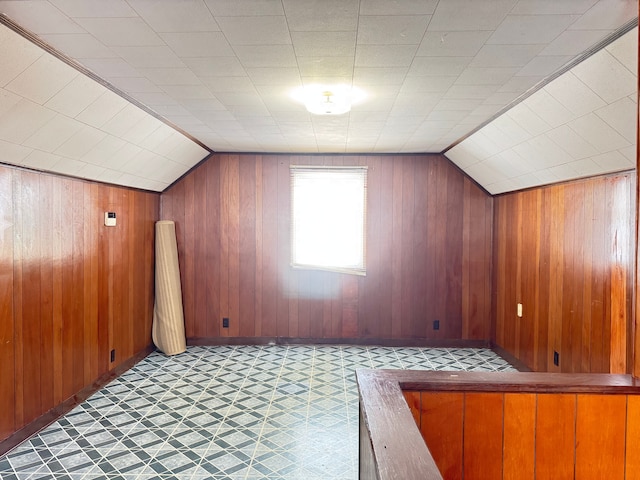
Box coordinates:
[0,345,515,479]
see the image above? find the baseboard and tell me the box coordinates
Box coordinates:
[188,336,492,348]
[491,344,532,372]
[0,345,155,457]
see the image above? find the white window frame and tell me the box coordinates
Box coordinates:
[290,165,367,276]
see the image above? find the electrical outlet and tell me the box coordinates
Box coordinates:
[222,317,229,328]
[553,351,559,367]
[110,349,115,362]
[433,320,440,330]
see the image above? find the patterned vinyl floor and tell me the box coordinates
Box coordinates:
[0,345,516,479]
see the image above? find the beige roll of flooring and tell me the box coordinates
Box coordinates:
[153,220,186,355]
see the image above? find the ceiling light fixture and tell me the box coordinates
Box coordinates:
[292,84,366,116]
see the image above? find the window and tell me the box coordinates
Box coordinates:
[290,165,367,275]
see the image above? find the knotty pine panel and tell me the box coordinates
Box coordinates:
[493,172,635,372]
[161,154,492,343]
[0,164,158,443]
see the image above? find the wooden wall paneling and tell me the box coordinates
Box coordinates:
[519,191,540,369]
[239,156,257,338]
[420,392,463,480]
[193,163,209,338]
[503,393,535,480]
[626,395,640,476]
[169,177,185,334]
[390,157,403,339]
[462,180,471,340]
[412,158,429,338]
[434,160,449,338]
[535,394,575,479]
[608,175,630,373]
[51,175,64,404]
[463,393,503,480]
[444,160,464,339]
[182,174,195,338]
[205,158,221,338]
[548,185,565,372]
[403,391,420,427]
[108,186,123,371]
[228,155,241,338]
[0,166,15,440]
[85,184,99,383]
[377,156,394,339]
[96,182,110,377]
[219,155,231,337]
[591,180,607,372]
[400,156,416,338]
[261,156,278,337]
[254,156,264,338]
[575,394,625,479]
[567,182,586,373]
[580,181,594,373]
[277,156,292,337]
[503,194,518,355]
[425,157,439,339]
[130,190,145,354]
[39,174,54,414]
[363,155,382,338]
[494,196,506,347]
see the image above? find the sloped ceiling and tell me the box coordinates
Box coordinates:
[0,0,637,193]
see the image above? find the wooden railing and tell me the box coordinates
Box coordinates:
[357,370,640,480]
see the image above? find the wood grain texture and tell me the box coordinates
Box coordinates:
[162,153,492,342]
[463,393,503,480]
[575,394,626,479]
[493,172,635,373]
[503,393,535,480]
[0,164,158,444]
[626,395,640,476]
[420,392,464,480]
[535,394,575,480]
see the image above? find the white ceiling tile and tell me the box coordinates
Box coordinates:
[81,58,140,78]
[101,103,147,137]
[0,1,85,34]
[486,149,536,177]
[445,141,482,169]
[512,136,573,168]
[497,75,543,92]
[74,162,106,180]
[567,157,604,176]
[75,18,164,46]
[96,168,123,184]
[80,135,126,166]
[401,76,457,93]
[568,112,631,153]
[291,31,356,57]
[408,57,472,76]
[21,150,62,170]
[140,68,201,86]
[355,45,419,68]
[571,49,635,103]
[525,90,574,128]
[182,57,246,77]
[297,57,354,77]
[6,55,78,104]
[506,103,551,136]
[0,27,44,87]
[127,0,219,32]
[54,124,107,159]
[492,114,532,144]
[619,144,636,162]
[161,85,216,99]
[122,116,165,145]
[357,15,430,45]
[49,0,137,17]
[161,32,233,57]
[529,169,559,184]
[23,114,82,152]
[111,46,186,68]
[234,45,297,68]
[0,139,32,164]
[113,77,163,93]
[471,44,545,68]
[428,0,517,31]
[164,140,209,166]
[605,28,637,74]
[466,161,508,185]
[41,33,117,60]
[488,15,580,45]
[52,156,86,176]
[202,76,255,93]
[511,0,598,15]
[0,89,23,117]
[352,68,408,86]
[546,124,599,159]
[590,150,634,170]
[516,55,572,77]
[544,72,606,117]
[360,0,438,15]
[568,0,638,30]
[486,178,517,194]
[44,74,105,116]
[594,96,636,142]
[217,16,291,45]
[205,0,284,15]
[417,31,492,57]
[282,0,359,32]
[0,99,57,143]
[549,162,579,180]
[76,91,128,127]
[455,67,518,86]
[539,29,611,56]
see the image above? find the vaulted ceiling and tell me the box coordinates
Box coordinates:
[0,0,637,193]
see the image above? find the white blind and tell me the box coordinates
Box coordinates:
[290,166,367,276]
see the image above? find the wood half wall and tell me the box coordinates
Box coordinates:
[161,153,493,344]
[492,171,635,373]
[0,164,159,444]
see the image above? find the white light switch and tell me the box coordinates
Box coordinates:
[517,303,523,317]
[104,211,116,227]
